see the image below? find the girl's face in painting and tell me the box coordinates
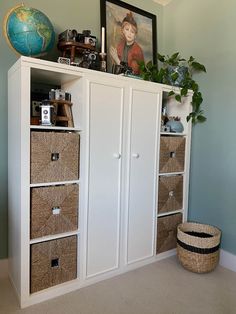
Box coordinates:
[122,22,137,45]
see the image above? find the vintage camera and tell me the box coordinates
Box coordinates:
[161,125,171,132]
[55,89,65,100]
[84,36,96,46]
[112,62,133,75]
[57,57,71,65]
[49,89,65,100]
[49,89,71,101]
[76,30,97,47]
[31,101,42,117]
[79,50,100,70]
[40,100,56,126]
[58,29,78,42]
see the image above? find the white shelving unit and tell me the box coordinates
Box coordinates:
[8,57,192,308]
[156,90,192,254]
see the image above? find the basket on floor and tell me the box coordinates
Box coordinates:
[177,222,221,273]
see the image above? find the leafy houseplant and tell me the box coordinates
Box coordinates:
[139,52,207,124]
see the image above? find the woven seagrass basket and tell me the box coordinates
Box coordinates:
[31,236,77,293]
[177,222,221,273]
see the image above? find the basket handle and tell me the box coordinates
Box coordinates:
[51,153,60,161]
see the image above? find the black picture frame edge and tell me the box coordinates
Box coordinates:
[100,0,157,65]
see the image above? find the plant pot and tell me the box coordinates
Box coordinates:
[166,120,184,133]
[167,65,188,87]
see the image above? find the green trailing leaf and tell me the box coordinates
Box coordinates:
[197,115,207,122]
[191,82,199,92]
[171,72,179,82]
[143,73,150,81]
[175,94,181,102]
[168,90,175,97]
[157,53,166,63]
[139,52,207,124]
[146,60,154,71]
[170,52,179,60]
[181,87,188,96]
[191,62,206,72]
[188,56,195,63]
[186,115,191,122]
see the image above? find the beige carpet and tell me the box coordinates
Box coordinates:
[0,256,236,314]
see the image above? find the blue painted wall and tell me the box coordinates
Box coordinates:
[163,0,236,254]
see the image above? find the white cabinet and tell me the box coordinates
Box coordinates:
[125,87,160,264]
[8,57,192,308]
[86,79,124,277]
[85,77,161,278]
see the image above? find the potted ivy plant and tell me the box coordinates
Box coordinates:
[139,52,207,124]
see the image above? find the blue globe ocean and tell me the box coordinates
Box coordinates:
[4,5,55,57]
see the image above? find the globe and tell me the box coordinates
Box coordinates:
[3,5,55,57]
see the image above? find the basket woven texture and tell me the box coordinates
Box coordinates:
[159,137,185,173]
[158,175,183,213]
[177,222,221,273]
[31,184,79,239]
[31,131,79,183]
[31,236,77,293]
[157,213,182,253]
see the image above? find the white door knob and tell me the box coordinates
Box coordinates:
[113,153,121,159]
[132,153,140,158]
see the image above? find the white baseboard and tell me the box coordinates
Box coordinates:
[0,259,8,278]
[220,249,236,273]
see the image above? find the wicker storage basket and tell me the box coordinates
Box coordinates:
[158,175,183,214]
[31,131,79,184]
[31,236,77,293]
[177,222,221,273]
[31,184,79,239]
[156,213,182,254]
[159,136,185,173]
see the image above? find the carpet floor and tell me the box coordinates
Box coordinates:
[0,256,236,314]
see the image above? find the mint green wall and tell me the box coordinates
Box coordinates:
[163,0,236,254]
[0,1,162,259]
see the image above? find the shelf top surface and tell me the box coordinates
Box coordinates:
[9,56,193,95]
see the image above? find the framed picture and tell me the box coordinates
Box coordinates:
[100,0,157,75]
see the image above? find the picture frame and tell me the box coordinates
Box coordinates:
[100,0,157,75]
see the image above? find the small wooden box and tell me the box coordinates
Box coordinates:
[156,213,182,254]
[159,136,185,173]
[158,175,183,214]
[30,131,79,184]
[31,184,79,239]
[30,236,77,293]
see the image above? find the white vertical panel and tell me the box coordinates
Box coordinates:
[8,65,22,297]
[127,88,160,264]
[86,81,124,277]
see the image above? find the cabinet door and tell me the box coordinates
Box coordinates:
[86,79,124,278]
[126,87,160,264]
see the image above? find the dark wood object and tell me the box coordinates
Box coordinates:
[50,100,74,127]
[57,41,95,64]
